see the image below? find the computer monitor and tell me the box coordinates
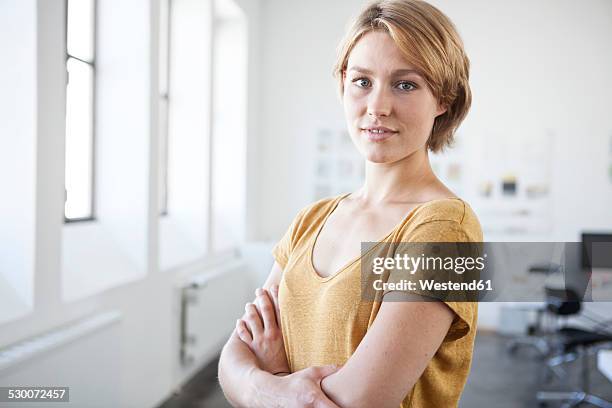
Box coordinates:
[581,233,612,269]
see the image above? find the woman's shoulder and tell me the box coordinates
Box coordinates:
[403,197,482,242]
[288,194,347,233]
[273,195,346,264]
[414,197,469,223]
[296,193,345,219]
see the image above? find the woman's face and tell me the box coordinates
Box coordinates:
[343,30,446,164]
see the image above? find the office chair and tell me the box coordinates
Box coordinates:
[536,287,612,408]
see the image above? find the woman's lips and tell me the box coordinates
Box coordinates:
[362,129,398,142]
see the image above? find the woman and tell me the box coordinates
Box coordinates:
[218,0,481,406]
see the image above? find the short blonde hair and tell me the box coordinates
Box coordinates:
[333,0,471,152]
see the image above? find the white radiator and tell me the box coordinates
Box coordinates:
[179,260,253,367]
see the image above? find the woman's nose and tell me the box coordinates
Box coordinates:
[366,87,392,117]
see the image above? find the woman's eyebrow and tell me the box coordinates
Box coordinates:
[348,66,422,76]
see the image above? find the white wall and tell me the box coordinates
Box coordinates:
[429,0,612,241]
[0,0,36,322]
[255,0,350,241]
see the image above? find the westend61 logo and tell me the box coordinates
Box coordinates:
[371,253,487,275]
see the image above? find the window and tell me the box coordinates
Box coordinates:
[159,0,247,269]
[64,0,96,222]
[159,0,212,270]
[62,0,150,301]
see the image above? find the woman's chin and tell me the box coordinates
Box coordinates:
[363,150,396,164]
[358,142,427,165]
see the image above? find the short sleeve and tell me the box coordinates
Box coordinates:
[443,301,475,342]
[271,226,291,270]
[386,219,480,342]
[271,206,309,270]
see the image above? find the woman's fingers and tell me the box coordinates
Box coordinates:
[308,364,341,379]
[255,288,277,331]
[244,302,263,339]
[291,365,341,408]
[235,319,252,343]
[311,365,342,408]
[242,286,280,343]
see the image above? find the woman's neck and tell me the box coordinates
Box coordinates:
[357,149,439,205]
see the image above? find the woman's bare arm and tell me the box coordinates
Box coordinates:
[320,294,455,408]
[217,262,284,407]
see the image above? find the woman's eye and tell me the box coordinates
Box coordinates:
[397,81,416,91]
[353,78,371,88]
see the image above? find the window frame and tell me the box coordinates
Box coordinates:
[158,0,171,217]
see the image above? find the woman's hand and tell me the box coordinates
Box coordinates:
[250,364,342,408]
[236,285,290,375]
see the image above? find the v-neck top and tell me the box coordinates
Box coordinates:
[308,192,462,282]
[272,194,483,408]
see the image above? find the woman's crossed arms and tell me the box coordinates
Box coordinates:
[217,261,454,408]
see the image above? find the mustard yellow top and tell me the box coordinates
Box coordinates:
[272,193,483,408]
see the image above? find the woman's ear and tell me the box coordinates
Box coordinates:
[435,103,447,117]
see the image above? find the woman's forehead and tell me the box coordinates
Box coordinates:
[347,31,419,75]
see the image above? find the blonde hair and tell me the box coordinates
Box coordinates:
[333,0,471,152]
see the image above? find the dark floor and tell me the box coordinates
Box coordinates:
[159,332,612,408]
